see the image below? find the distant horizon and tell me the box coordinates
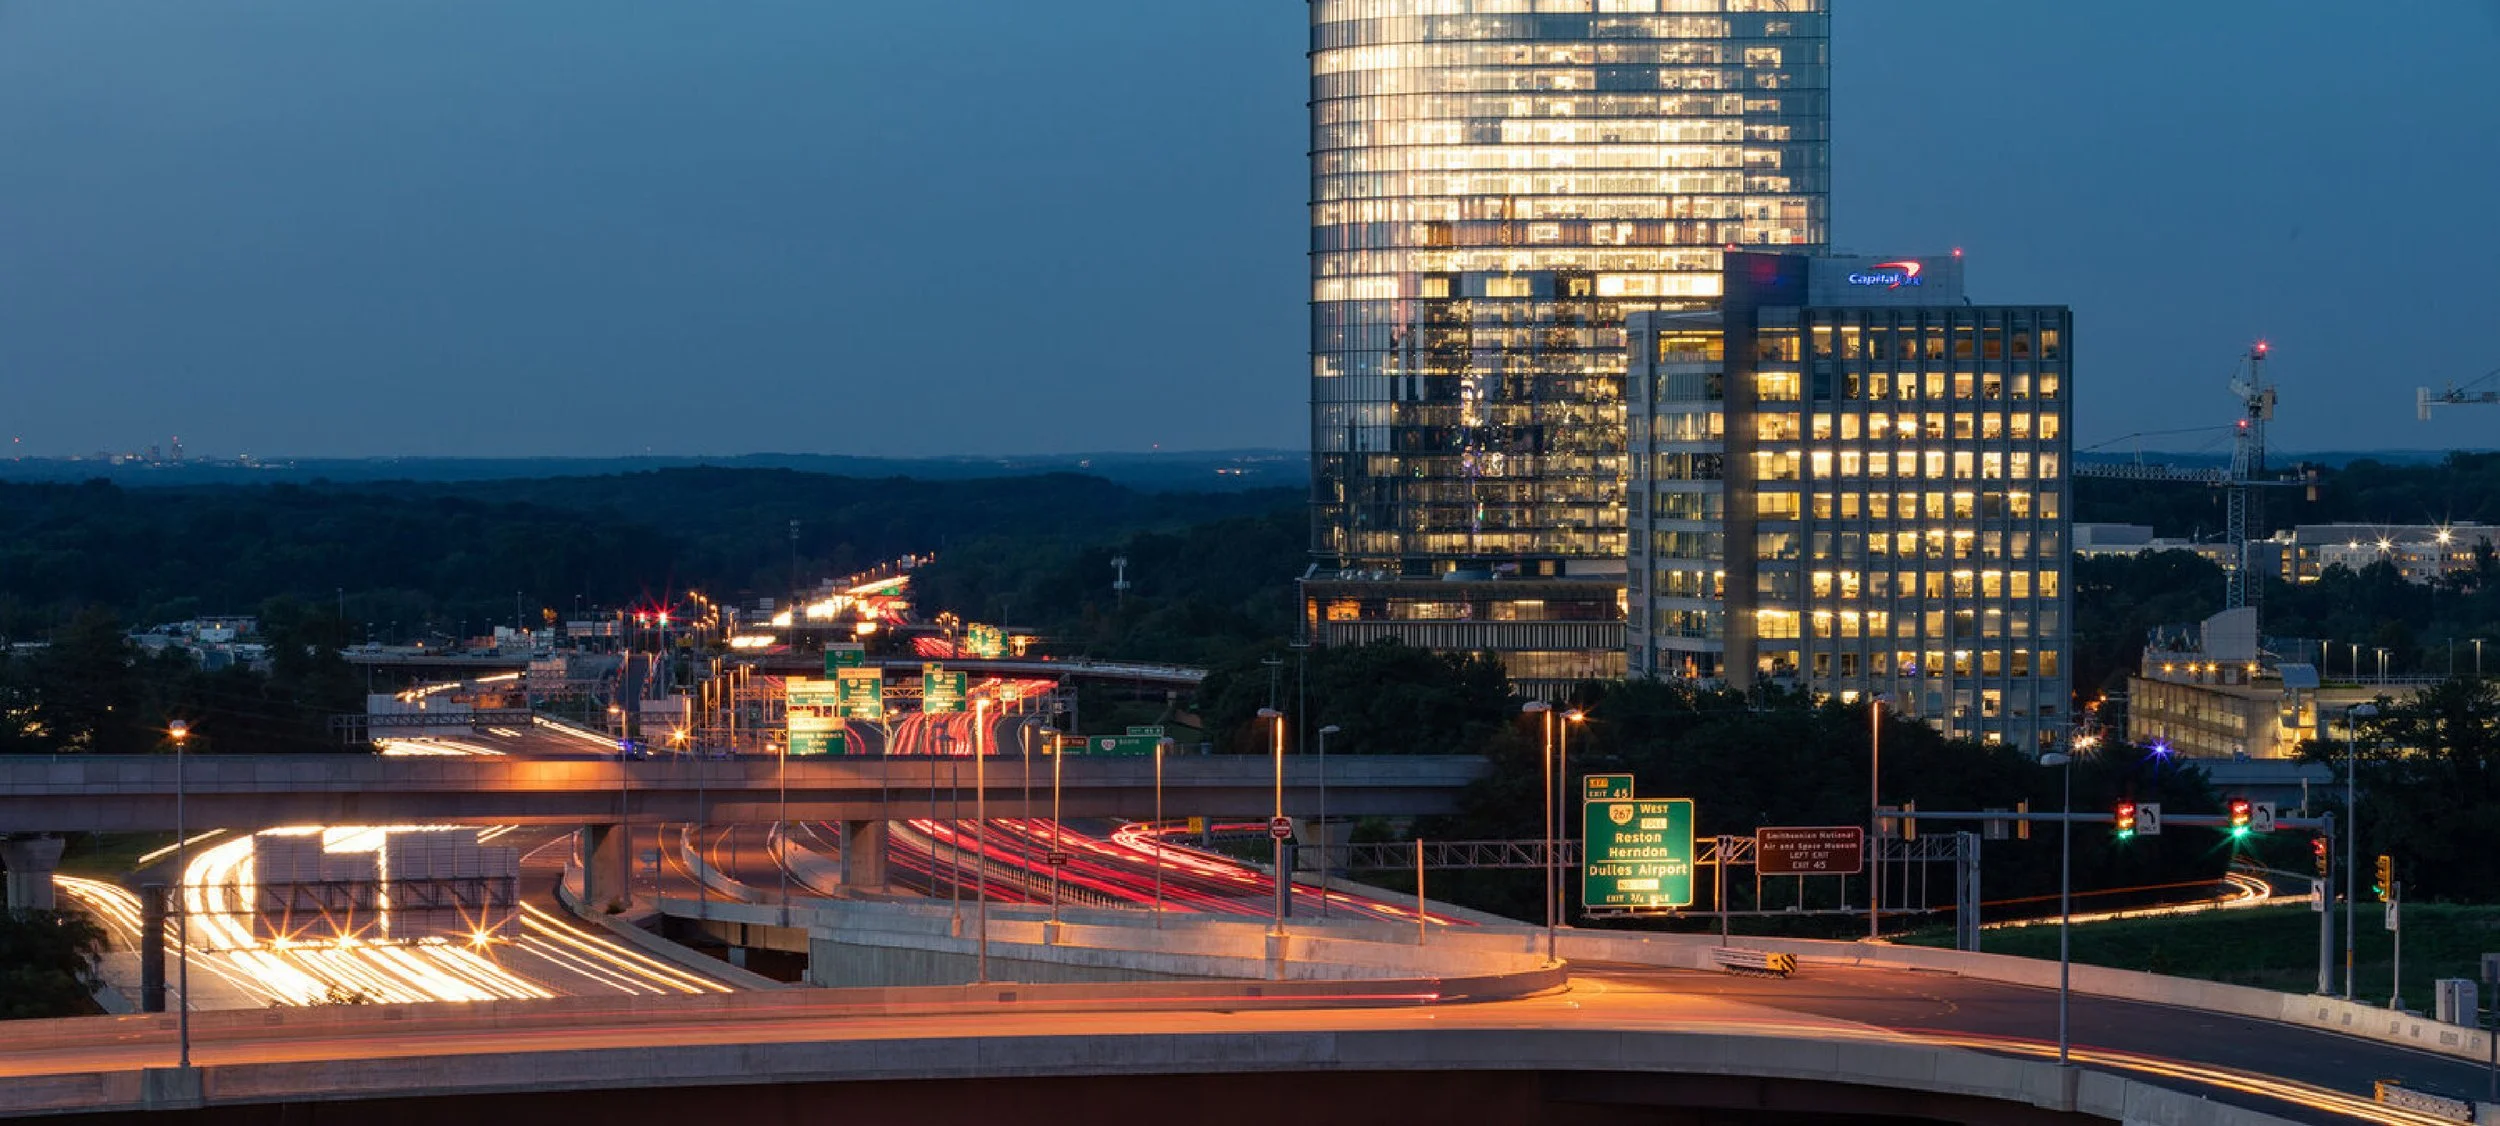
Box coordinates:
[5,443,2494,470]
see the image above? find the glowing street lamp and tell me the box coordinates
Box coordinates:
[1521,701,1555,960]
[168,721,192,1070]
[973,698,989,982]
[1557,708,1585,930]
[1258,707,1287,935]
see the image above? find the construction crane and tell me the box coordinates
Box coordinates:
[2416,366,2500,419]
[2073,341,2315,612]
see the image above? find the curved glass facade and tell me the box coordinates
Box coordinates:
[1310,0,1829,572]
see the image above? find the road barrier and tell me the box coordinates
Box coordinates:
[1708,947,1797,977]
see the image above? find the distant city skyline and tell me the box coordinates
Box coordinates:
[3,1,2495,459]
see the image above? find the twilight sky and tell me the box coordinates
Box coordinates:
[3,1,2494,459]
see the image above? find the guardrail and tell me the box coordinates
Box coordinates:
[1709,947,1797,977]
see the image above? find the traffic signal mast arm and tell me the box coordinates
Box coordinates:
[1896,809,2331,830]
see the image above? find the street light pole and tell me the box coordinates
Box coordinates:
[1869,697,1883,940]
[974,699,989,983]
[1154,737,1171,924]
[2041,746,2076,1067]
[1050,732,1065,927]
[1559,709,1584,933]
[1259,707,1287,935]
[169,721,191,1070]
[1522,701,1554,961]
[1316,724,1340,918]
[2343,702,2377,999]
[777,730,789,922]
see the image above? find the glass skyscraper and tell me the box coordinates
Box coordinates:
[1305,0,1830,688]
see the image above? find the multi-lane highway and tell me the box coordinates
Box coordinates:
[58,825,740,1010]
[1578,962,2496,1126]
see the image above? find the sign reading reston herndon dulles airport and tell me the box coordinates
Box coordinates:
[1582,776,1694,909]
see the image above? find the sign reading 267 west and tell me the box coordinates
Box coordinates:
[1582,792,1695,909]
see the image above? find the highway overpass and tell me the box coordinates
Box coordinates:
[10,902,2489,1125]
[0,753,1484,834]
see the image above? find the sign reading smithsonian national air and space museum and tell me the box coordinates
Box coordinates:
[1581,774,1695,909]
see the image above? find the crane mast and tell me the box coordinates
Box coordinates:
[2223,343,2277,612]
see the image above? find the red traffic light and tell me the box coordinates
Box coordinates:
[2310,837,2329,876]
[2114,801,2138,837]
[2228,798,2252,834]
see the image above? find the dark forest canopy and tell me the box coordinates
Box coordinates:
[0,471,1291,639]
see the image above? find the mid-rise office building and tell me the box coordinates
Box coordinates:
[1304,0,1829,691]
[1625,252,2073,748]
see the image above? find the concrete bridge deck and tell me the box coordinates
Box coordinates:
[0,753,1486,833]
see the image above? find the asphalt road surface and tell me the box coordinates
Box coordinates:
[1581,963,2496,1124]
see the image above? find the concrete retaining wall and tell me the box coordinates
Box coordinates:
[1,1023,2302,1124]
[553,879,787,991]
[658,896,1553,989]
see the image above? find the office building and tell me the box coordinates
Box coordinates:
[2284,522,2498,586]
[1304,0,1830,692]
[2126,608,2385,760]
[1625,251,2073,748]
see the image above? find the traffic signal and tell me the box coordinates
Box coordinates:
[2228,798,2252,838]
[2015,799,2031,841]
[2311,837,2329,877]
[2374,855,2393,902]
[1902,800,1917,842]
[2114,800,2137,839]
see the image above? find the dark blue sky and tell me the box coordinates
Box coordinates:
[4,2,2494,459]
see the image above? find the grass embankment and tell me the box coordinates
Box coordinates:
[1900,903,2500,1015]
[55,832,183,878]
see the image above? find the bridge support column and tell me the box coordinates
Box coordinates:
[840,820,889,889]
[581,824,631,911]
[2,834,64,910]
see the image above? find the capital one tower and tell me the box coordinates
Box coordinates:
[1305,0,1830,689]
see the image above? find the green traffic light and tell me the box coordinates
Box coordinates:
[2115,829,2134,840]
[2230,827,2249,839]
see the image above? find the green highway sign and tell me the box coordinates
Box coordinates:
[788,728,848,756]
[1583,797,1695,909]
[835,667,884,719]
[1126,725,1166,737]
[825,644,867,673]
[963,623,1007,659]
[1583,773,1634,802]
[783,676,850,756]
[922,665,968,714]
[1084,734,1160,756]
[784,677,841,711]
